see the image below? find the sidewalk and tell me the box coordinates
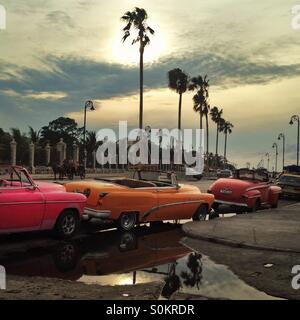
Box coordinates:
[183,203,300,253]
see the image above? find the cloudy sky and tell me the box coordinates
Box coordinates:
[0,0,300,168]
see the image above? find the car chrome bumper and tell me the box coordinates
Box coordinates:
[83,208,111,220]
[214,200,248,207]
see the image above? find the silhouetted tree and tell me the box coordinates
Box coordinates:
[28,126,41,144]
[40,117,84,159]
[167,68,189,130]
[181,252,203,289]
[0,128,11,163]
[10,128,29,165]
[189,75,210,154]
[210,107,223,155]
[121,7,155,129]
[220,120,234,160]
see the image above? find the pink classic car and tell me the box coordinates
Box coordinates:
[208,168,282,214]
[0,165,86,238]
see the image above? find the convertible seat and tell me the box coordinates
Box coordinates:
[113,178,156,188]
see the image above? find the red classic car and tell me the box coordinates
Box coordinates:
[0,165,86,238]
[208,168,282,213]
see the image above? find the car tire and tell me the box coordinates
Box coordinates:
[271,203,278,209]
[212,203,220,212]
[271,197,279,209]
[53,242,79,272]
[54,210,80,239]
[119,232,137,252]
[118,213,137,231]
[249,199,260,213]
[193,205,208,221]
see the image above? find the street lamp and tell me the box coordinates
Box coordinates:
[289,115,300,166]
[83,100,95,169]
[278,133,285,171]
[272,142,278,174]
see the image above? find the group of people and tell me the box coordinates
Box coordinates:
[50,160,85,180]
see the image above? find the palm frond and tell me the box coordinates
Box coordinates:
[121,7,154,47]
[121,11,133,21]
[122,31,130,42]
[123,22,132,31]
[147,26,155,34]
[143,35,150,46]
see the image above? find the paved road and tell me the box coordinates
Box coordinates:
[183,202,300,252]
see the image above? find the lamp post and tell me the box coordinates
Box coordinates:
[265,152,270,172]
[83,100,95,169]
[272,142,278,174]
[289,115,300,166]
[278,133,285,171]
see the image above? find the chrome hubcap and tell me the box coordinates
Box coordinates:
[62,215,76,235]
[198,208,207,220]
[59,244,75,264]
[121,214,135,229]
[199,214,206,220]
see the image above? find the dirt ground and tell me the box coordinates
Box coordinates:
[0,275,164,300]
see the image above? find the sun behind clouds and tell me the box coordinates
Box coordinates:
[111,23,166,65]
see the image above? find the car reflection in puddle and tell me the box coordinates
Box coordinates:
[0,224,280,300]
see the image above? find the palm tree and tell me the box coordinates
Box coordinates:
[167,68,189,130]
[85,131,97,154]
[189,75,210,153]
[203,103,211,155]
[28,126,40,144]
[10,128,29,165]
[210,107,223,155]
[180,252,203,289]
[121,7,155,129]
[220,121,234,160]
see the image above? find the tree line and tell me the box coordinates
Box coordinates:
[0,117,97,165]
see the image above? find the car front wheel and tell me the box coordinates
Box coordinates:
[54,210,80,239]
[249,199,260,213]
[118,213,137,231]
[271,195,279,208]
[193,205,208,221]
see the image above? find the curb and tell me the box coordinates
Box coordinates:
[182,223,300,254]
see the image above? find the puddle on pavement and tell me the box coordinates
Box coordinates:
[0,224,281,300]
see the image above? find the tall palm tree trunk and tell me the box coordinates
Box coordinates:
[205,114,209,155]
[199,114,204,156]
[200,113,203,130]
[139,44,144,129]
[216,124,219,155]
[224,132,228,160]
[178,93,182,130]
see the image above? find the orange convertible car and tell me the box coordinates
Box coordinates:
[64,171,214,231]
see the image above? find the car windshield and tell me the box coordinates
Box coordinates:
[0,166,32,188]
[279,175,300,186]
[132,170,178,187]
[235,169,253,180]
[235,169,268,182]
